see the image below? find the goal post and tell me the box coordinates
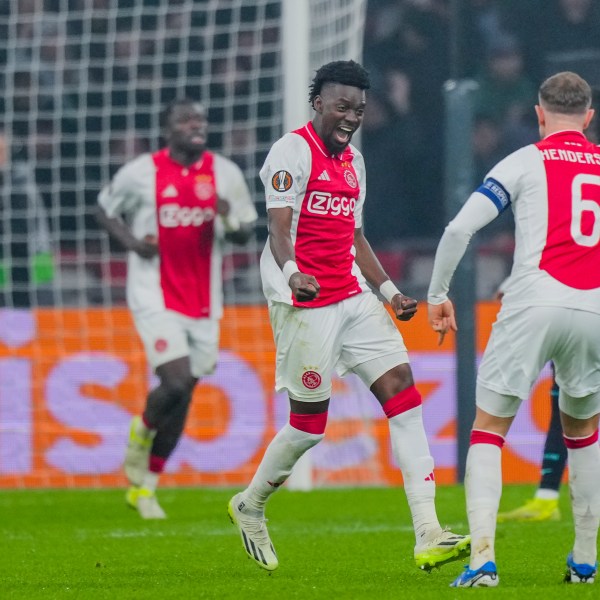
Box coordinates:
[281,0,368,491]
[0,0,371,490]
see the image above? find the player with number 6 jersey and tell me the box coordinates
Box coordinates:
[478,123,600,312]
[427,71,600,587]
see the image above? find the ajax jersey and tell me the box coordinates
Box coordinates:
[479,130,600,313]
[260,121,370,307]
[98,149,257,319]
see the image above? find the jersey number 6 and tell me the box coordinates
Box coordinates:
[571,173,600,247]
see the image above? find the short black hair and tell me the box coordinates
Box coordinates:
[308,60,370,106]
[159,97,199,129]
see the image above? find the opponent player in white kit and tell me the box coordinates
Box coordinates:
[427,72,600,587]
[228,60,469,572]
[96,99,257,519]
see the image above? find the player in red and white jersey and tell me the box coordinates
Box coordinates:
[228,60,469,573]
[427,72,600,587]
[97,99,257,519]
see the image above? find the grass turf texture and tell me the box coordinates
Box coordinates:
[0,485,596,599]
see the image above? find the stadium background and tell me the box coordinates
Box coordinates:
[1,0,599,489]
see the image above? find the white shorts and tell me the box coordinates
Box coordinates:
[133,310,219,377]
[477,306,600,416]
[269,292,408,402]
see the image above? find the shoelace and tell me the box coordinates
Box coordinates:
[416,528,467,553]
[240,513,271,545]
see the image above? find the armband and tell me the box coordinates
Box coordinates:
[282,260,300,283]
[379,280,401,303]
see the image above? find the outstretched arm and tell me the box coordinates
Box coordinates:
[427,191,500,342]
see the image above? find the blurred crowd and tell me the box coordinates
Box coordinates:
[1,0,600,306]
[0,0,281,306]
[361,0,600,248]
[0,0,280,232]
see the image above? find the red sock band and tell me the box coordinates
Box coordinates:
[564,430,599,449]
[289,411,328,435]
[382,385,422,419]
[149,454,166,473]
[470,429,505,448]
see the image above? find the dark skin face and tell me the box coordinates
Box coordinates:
[312,82,366,156]
[164,102,208,166]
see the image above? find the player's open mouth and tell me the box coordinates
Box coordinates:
[335,126,353,144]
[190,134,205,144]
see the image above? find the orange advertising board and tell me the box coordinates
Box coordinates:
[0,303,555,488]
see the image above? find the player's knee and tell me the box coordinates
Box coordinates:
[370,363,414,401]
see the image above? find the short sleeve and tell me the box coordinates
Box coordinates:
[97,154,152,217]
[259,133,311,209]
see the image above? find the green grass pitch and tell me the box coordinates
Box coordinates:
[0,484,597,599]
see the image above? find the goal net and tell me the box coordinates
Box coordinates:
[0,0,396,490]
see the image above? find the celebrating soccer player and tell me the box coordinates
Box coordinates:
[228,59,470,572]
[97,98,257,519]
[428,71,600,587]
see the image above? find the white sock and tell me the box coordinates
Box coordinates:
[567,442,600,565]
[388,406,442,544]
[465,443,502,570]
[241,424,323,515]
[535,488,559,501]
[141,471,159,492]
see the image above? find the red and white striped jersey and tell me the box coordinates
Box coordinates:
[481,130,600,313]
[260,121,370,307]
[98,149,257,319]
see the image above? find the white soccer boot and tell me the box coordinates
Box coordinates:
[126,486,166,520]
[228,493,278,571]
[414,528,471,570]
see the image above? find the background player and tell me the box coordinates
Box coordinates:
[498,369,566,522]
[228,60,469,572]
[97,98,257,519]
[428,71,600,587]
